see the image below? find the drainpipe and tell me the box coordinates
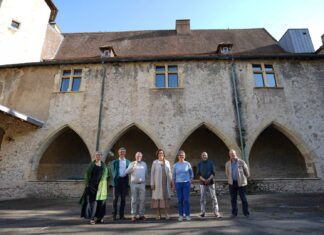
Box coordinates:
[230,58,246,161]
[96,61,107,151]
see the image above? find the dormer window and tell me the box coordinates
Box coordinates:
[220,46,230,54]
[10,20,21,30]
[216,42,233,54]
[99,46,116,58]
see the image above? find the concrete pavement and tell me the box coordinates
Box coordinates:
[0,193,324,234]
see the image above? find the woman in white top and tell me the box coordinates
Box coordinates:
[150,149,173,220]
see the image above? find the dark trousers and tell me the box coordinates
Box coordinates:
[81,187,106,220]
[113,176,128,218]
[229,180,249,216]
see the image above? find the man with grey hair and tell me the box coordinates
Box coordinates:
[197,152,221,218]
[125,152,148,221]
[225,149,250,218]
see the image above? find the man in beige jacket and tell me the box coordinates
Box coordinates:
[225,149,250,218]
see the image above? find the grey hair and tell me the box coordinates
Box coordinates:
[177,150,185,157]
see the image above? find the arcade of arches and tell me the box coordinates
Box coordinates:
[36,124,312,181]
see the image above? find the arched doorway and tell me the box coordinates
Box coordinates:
[37,127,91,180]
[177,125,229,179]
[106,125,158,177]
[249,125,308,178]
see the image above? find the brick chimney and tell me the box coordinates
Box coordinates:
[322,34,324,45]
[176,19,190,35]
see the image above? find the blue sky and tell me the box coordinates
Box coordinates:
[52,0,324,49]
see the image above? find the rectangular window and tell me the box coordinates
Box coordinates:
[10,20,20,29]
[60,69,82,92]
[155,65,178,88]
[60,78,70,92]
[252,64,277,88]
[71,77,81,91]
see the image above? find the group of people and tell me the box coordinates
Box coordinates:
[80,147,250,224]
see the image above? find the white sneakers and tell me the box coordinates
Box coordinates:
[178,216,191,222]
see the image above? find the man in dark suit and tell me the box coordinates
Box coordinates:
[111,147,131,220]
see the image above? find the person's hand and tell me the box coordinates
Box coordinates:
[151,185,155,190]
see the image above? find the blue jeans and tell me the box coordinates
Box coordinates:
[175,181,191,216]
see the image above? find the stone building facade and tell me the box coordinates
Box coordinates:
[0,2,323,199]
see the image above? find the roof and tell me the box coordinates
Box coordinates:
[0,104,44,127]
[54,28,288,60]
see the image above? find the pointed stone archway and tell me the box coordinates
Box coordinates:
[249,125,309,178]
[177,124,229,179]
[37,127,91,180]
[106,125,159,175]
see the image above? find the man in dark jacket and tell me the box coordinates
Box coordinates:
[197,152,221,218]
[111,147,130,220]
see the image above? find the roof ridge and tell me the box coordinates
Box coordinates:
[61,28,266,36]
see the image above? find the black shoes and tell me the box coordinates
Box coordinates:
[230,214,237,219]
[96,219,104,224]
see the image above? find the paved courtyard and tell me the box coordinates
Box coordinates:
[0,193,324,235]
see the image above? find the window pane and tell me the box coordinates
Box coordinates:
[254,73,264,87]
[11,20,20,29]
[266,73,276,87]
[252,64,262,71]
[156,66,165,72]
[155,74,165,88]
[60,78,70,92]
[63,70,71,76]
[168,74,178,88]
[265,64,274,71]
[168,65,177,72]
[72,77,81,91]
[73,69,82,75]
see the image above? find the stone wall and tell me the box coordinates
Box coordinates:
[0,59,323,199]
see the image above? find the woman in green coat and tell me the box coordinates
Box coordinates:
[80,151,110,224]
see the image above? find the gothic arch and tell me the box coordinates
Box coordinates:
[174,122,239,158]
[30,125,91,180]
[103,123,160,167]
[248,121,317,178]
[175,122,238,179]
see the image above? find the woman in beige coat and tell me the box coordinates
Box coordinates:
[151,149,173,220]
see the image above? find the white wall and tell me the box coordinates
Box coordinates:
[0,0,51,65]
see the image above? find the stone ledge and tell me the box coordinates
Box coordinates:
[25,178,324,199]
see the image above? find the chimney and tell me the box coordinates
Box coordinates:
[176,19,190,35]
[322,34,324,45]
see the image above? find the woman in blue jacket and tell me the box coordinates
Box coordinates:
[173,150,193,222]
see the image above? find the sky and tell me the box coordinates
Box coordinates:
[52,0,324,49]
